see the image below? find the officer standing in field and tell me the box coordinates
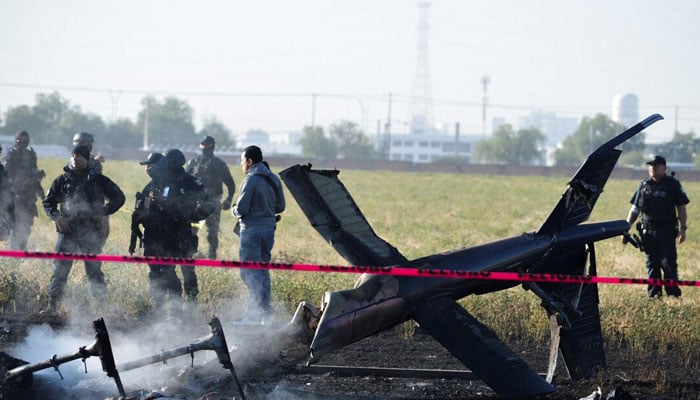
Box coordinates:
[132,150,217,311]
[131,152,182,311]
[43,145,125,312]
[71,132,109,250]
[625,155,690,298]
[185,135,236,259]
[0,143,15,242]
[3,130,45,250]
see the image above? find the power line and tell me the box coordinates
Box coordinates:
[1,81,699,130]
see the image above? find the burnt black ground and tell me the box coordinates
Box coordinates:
[2,314,699,400]
[273,329,700,400]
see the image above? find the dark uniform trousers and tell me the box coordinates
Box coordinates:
[203,194,222,259]
[641,226,682,298]
[143,232,198,308]
[49,230,106,307]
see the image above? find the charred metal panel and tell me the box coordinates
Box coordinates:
[280,164,408,267]
[537,148,621,236]
[532,242,606,380]
[558,282,606,379]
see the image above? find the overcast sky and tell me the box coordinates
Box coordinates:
[1,0,698,142]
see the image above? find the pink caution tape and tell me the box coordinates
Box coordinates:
[0,249,698,288]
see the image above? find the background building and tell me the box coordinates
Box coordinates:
[612,93,639,128]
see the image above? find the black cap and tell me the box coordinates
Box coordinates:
[164,149,186,169]
[139,152,164,165]
[71,145,91,161]
[646,155,666,166]
[200,135,215,146]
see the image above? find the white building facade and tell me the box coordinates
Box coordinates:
[385,130,480,163]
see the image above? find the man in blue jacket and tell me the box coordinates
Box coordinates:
[232,145,285,324]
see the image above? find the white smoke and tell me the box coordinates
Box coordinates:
[8,323,121,398]
[5,297,298,399]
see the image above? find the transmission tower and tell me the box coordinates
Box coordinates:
[481,75,490,137]
[409,0,433,134]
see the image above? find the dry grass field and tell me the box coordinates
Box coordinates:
[1,157,699,398]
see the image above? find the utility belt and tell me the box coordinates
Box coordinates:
[639,220,677,233]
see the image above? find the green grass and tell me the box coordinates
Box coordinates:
[1,158,699,368]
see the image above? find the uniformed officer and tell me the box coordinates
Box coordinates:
[625,155,690,298]
[3,130,45,250]
[185,135,236,259]
[132,149,218,311]
[0,143,15,242]
[43,145,125,312]
[71,132,110,250]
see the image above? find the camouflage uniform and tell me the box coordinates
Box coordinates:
[3,131,44,250]
[185,136,235,259]
[0,145,15,241]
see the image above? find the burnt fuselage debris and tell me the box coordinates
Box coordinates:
[3,318,126,397]
[2,316,245,400]
[116,316,245,400]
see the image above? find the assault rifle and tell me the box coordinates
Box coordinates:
[129,192,144,255]
[621,223,644,252]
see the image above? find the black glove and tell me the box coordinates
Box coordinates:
[221,198,232,210]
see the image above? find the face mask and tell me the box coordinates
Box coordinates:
[146,165,159,180]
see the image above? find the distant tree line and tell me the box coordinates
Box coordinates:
[474,113,699,168]
[0,91,379,161]
[473,124,546,166]
[0,92,236,150]
[2,93,697,166]
[299,120,377,160]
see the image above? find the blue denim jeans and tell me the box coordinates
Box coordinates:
[239,225,275,318]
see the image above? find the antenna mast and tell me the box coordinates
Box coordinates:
[409,0,433,134]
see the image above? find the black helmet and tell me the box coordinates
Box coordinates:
[200,135,215,146]
[16,130,30,140]
[73,132,95,147]
[15,130,30,147]
[163,149,186,169]
[139,152,164,165]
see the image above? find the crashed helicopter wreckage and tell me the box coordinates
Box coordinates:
[278,114,663,398]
